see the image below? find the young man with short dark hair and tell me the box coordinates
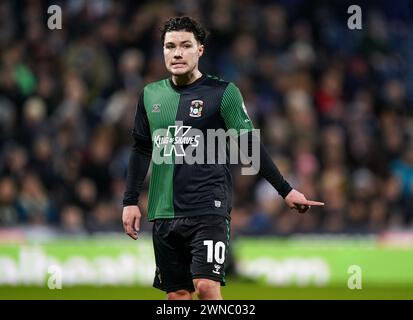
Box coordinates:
[122,16,324,300]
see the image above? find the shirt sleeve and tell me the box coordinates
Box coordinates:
[237,130,292,199]
[220,82,254,135]
[132,91,151,141]
[122,137,152,206]
[254,135,292,198]
[123,91,153,207]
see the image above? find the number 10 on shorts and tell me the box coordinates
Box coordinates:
[203,240,226,264]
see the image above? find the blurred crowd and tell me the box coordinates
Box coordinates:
[0,0,413,236]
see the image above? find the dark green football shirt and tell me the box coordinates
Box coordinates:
[133,74,254,221]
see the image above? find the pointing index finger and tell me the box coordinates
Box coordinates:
[305,200,325,206]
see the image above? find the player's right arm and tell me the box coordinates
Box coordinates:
[122,91,152,240]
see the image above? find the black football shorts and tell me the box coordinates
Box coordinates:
[152,214,230,293]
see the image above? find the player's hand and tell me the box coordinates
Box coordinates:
[122,205,142,240]
[284,189,324,213]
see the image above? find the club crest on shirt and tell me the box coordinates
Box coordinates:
[152,104,161,112]
[189,100,203,118]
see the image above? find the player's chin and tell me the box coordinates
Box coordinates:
[169,66,189,75]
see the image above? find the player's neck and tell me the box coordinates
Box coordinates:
[171,70,203,87]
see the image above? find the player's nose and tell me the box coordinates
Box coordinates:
[173,48,183,57]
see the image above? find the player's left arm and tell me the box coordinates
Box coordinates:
[220,82,324,213]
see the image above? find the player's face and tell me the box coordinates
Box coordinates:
[163,31,204,76]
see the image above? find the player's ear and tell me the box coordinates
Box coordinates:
[198,44,204,57]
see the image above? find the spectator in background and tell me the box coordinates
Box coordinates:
[87,201,121,233]
[391,147,413,224]
[60,205,87,236]
[17,172,54,225]
[0,176,20,226]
